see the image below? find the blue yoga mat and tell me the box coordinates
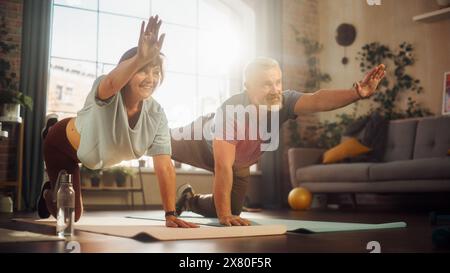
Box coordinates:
[126,213,407,234]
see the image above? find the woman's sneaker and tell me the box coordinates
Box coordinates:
[37,181,52,218]
[41,113,58,140]
[175,184,195,216]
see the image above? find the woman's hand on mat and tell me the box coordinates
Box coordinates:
[165,215,199,228]
[219,215,251,226]
[355,64,386,98]
[137,15,165,66]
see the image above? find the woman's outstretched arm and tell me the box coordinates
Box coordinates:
[97,15,166,100]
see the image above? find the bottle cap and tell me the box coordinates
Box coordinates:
[60,172,72,184]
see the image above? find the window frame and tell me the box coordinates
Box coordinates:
[47,0,255,170]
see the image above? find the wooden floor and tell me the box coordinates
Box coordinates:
[0,208,448,253]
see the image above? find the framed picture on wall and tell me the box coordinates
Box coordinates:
[443,72,450,115]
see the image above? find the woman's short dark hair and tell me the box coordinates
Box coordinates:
[118,47,165,84]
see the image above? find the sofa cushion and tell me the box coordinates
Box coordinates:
[414,116,450,159]
[369,157,450,181]
[322,138,371,164]
[383,119,418,162]
[296,163,373,183]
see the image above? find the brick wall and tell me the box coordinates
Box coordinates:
[280,0,320,202]
[282,0,319,91]
[0,0,23,182]
[281,0,321,150]
[0,0,23,82]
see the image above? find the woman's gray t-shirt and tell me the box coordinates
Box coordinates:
[75,75,171,170]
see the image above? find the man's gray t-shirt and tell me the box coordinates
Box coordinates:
[205,90,304,168]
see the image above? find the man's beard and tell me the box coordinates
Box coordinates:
[265,95,283,112]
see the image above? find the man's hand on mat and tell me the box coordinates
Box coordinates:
[355,64,386,98]
[137,15,165,66]
[165,215,199,228]
[219,215,251,226]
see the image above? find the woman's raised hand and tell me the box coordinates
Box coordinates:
[137,15,165,66]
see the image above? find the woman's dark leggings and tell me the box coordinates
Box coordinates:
[43,117,82,221]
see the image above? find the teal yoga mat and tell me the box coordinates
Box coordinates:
[126,214,407,234]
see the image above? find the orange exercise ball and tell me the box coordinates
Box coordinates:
[288,187,312,210]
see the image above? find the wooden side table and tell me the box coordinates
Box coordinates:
[0,116,24,211]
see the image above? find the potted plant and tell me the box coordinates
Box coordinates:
[0,13,33,120]
[107,166,137,187]
[80,165,103,188]
[0,91,33,118]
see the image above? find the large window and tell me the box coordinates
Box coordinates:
[47,0,254,169]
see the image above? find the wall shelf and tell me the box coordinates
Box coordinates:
[81,171,146,207]
[0,120,23,211]
[413,7,450,22]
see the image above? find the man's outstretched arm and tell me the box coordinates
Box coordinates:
[294,64,386,114]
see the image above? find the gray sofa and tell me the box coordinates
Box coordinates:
[288,116,450,194]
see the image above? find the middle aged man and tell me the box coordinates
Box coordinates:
[170,57,386,226]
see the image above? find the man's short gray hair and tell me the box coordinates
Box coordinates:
[244,57,280,83]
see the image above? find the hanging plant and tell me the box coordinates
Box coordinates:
[357,42,432,120]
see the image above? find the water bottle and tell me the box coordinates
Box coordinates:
[56,170,75,238]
